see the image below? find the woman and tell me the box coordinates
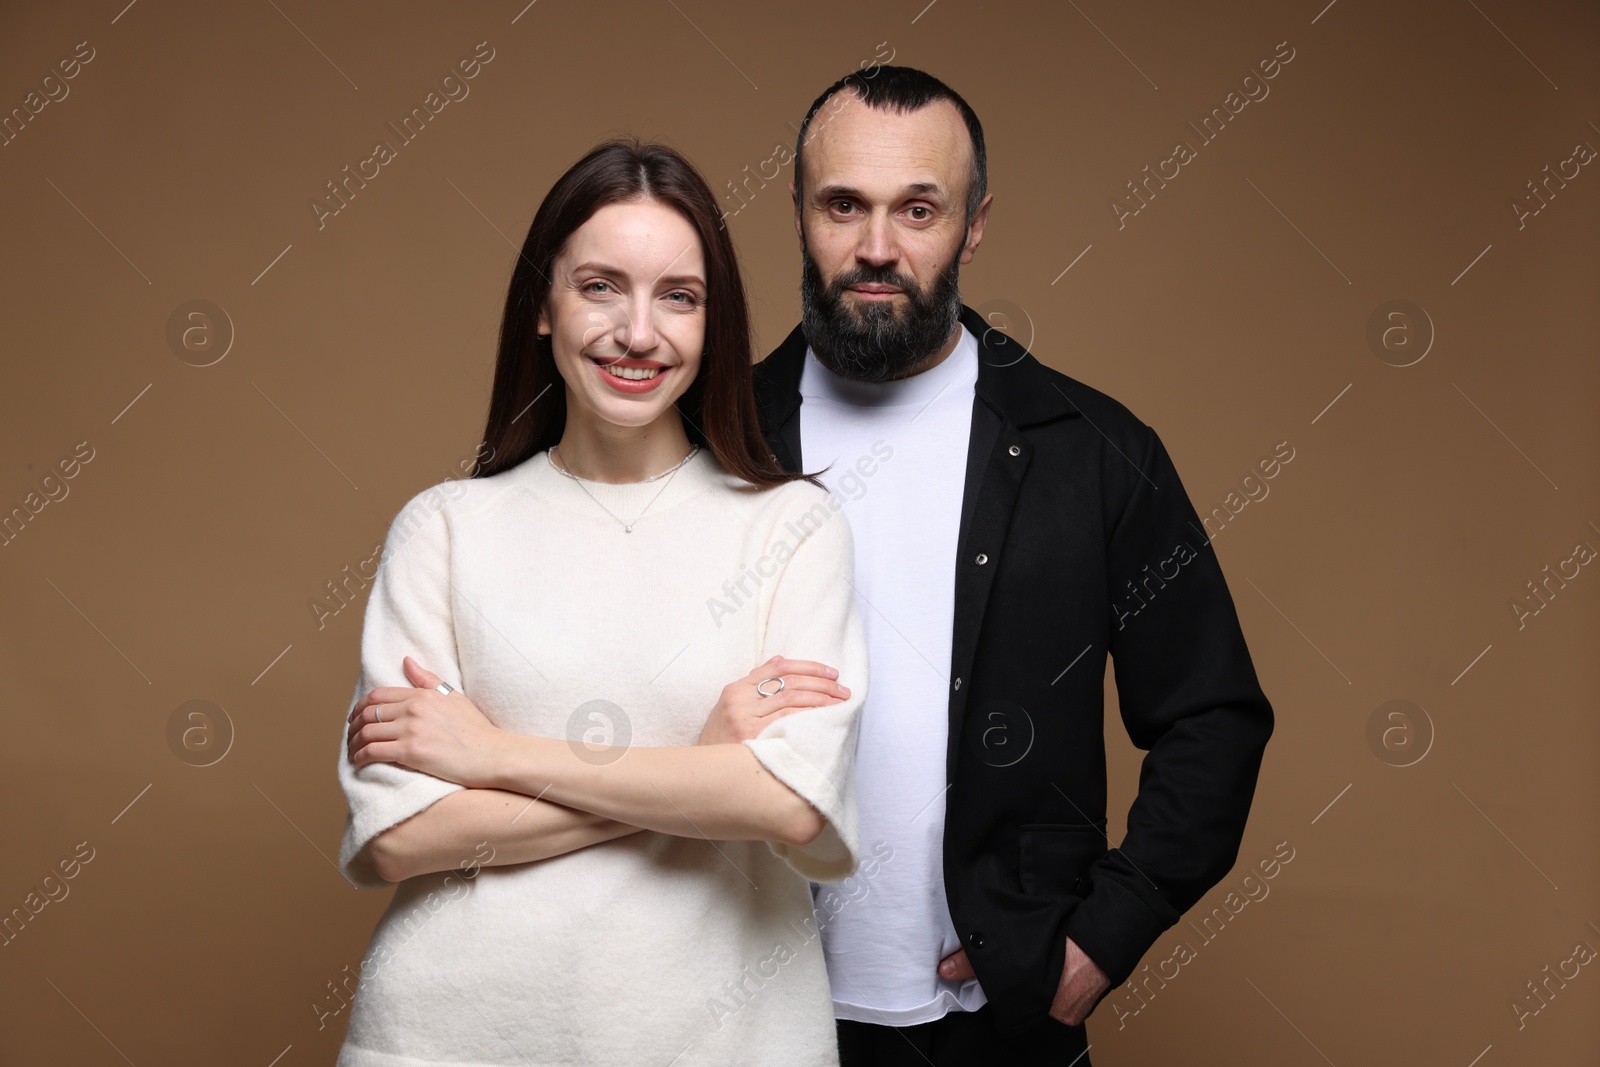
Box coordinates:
[333,140,868,1065]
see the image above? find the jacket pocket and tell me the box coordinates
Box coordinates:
[1018,823,1107,898]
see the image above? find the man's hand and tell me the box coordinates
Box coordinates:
[1050,937,1110,1026]
[938,947,976,982]
[937,936,1110,1027]
[696,655,850,745]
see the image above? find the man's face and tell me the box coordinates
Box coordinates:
[794,91,989,382]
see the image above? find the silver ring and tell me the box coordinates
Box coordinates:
[374,705,384,722]
[435,682,455,696]
[755,677,785,698]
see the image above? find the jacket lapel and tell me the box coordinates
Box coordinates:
[946,305,1079,776]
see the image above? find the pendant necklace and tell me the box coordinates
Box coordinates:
[547,444,699,533]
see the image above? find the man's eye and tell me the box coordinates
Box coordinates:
[908,206,931,220]
[832,201,856,215]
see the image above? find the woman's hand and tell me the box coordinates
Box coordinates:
[347,656,505,788]
[697,655,851,746]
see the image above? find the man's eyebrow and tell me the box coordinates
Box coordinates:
[811,184,862,202]
[812,181,947,201]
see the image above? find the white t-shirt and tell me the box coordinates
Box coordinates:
[798,323,989,1025]
[335,446,869,1066]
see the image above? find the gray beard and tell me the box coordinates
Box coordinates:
[799,244,963,383]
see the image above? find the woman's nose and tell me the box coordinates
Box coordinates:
[611,301,658,356]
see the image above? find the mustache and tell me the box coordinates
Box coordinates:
[827,263,922,297]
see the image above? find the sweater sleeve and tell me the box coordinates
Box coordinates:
[336,488,468,888]
[743,489,868,884]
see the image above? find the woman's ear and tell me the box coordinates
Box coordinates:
[536,304,550,338]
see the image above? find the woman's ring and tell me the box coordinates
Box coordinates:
[435,682,455,696]
[755,677,785,698]
[374,705,384,722]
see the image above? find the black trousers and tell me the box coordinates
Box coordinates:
[836,1006,1092,1066]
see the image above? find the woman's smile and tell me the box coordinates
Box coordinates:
[588,354,673,392]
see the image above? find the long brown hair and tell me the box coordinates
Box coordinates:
[471,138,820,490]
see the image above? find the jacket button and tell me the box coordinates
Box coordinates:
[974,553,988,565]
[1008,445,1021,457]
[953,677,962,690]
[969,932,985,949]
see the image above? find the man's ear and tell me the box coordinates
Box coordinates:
[959,193,993,265]
[789,179,802,242]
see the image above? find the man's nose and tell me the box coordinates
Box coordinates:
[854,211,899,268]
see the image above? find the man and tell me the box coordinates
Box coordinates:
[747,67,1275,1065]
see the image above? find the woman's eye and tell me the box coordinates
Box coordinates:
[584,281,612,294]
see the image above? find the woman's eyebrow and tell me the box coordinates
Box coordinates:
[568,260,621,276]
[568,261,704,287]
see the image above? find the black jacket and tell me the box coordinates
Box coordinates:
[751,304,1275,1035]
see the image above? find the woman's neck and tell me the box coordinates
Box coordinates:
[552,415,696,484]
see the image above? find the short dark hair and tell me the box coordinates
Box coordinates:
[793,65,987,225]
[474,138,818,490]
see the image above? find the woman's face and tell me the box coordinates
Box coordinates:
[539,199,707,431]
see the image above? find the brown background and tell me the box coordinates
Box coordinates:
[1,0,1596,1063]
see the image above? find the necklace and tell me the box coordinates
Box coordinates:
[547,444,700,533]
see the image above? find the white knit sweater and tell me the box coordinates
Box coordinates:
[334,446,867,1066]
